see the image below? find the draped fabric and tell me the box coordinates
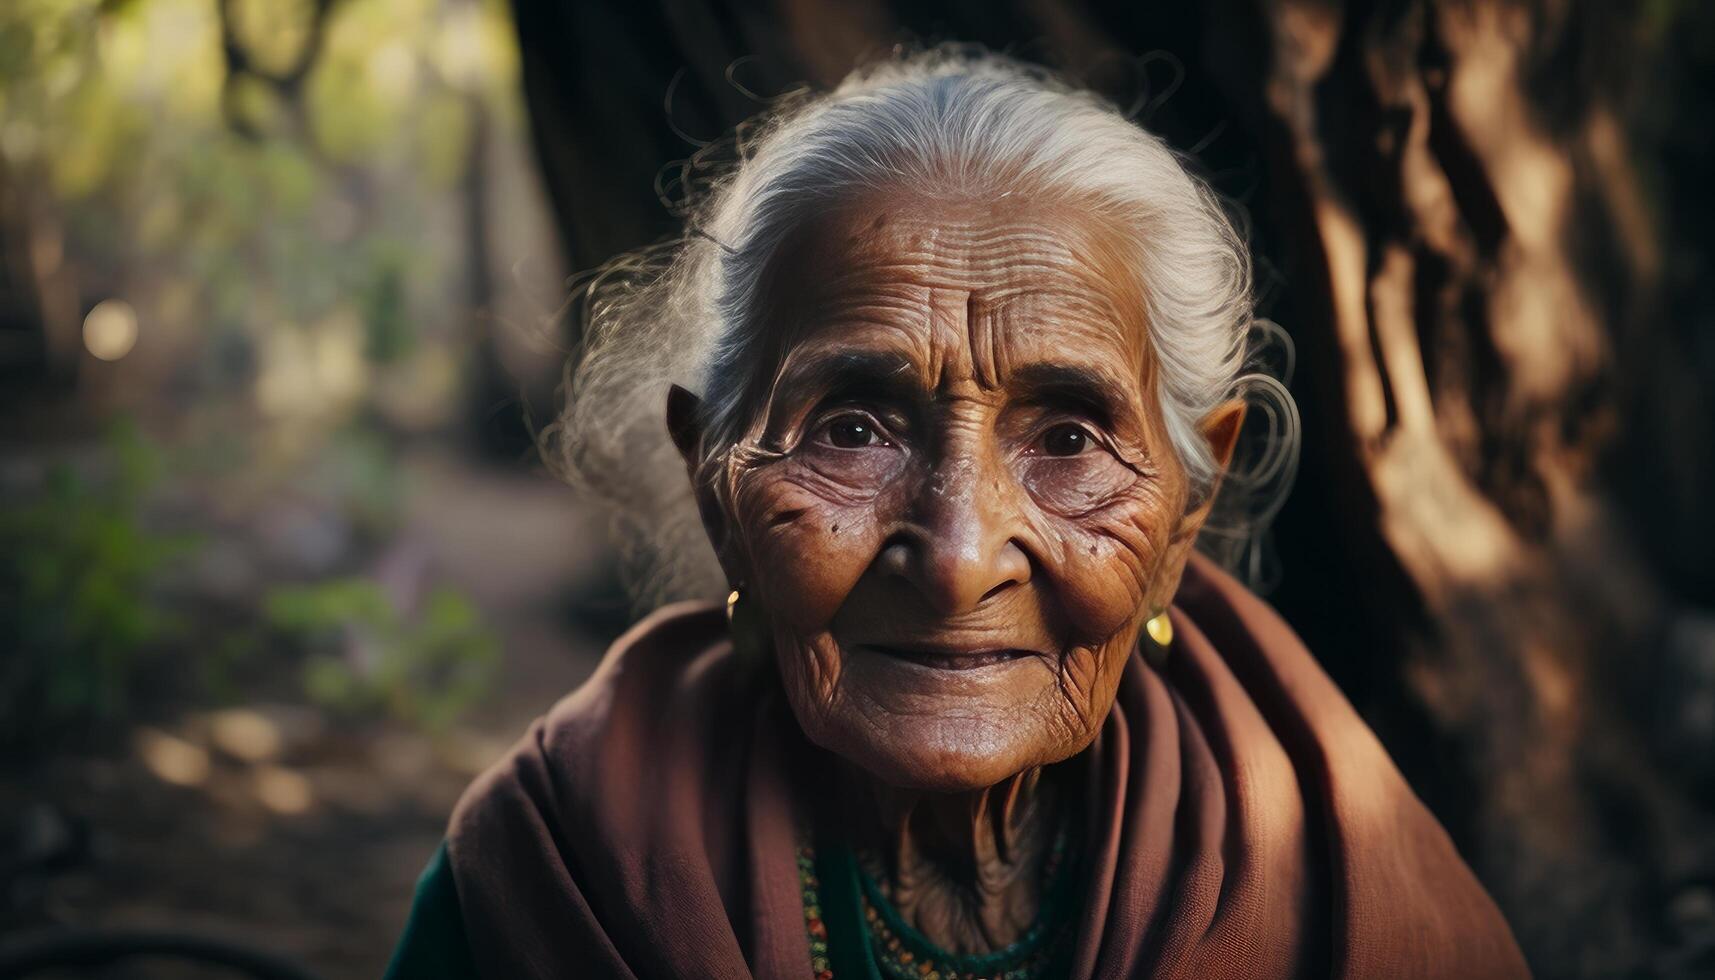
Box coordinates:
[445,554,1530,979]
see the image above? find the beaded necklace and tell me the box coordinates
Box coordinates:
[797,826,1079,980]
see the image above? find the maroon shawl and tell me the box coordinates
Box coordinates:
[445,555,1529,978]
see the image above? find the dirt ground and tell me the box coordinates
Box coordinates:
[2,454,622,979]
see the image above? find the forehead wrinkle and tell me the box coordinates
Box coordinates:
[774,281,934,372]
[807,213,1099,291]
[992,301,1144,370]
[763,189,1154,410]
[927,287,973,393]
[968,278,1148,423]
[967,292,999,392]
[802,273,1136,400]
[819,253,1094,288]
[784,203,1130,316]
[983,285,1133,326]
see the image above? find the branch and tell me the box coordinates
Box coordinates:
[215,0,342,139]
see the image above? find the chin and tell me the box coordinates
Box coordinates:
[775,635,1110,792]
[801,696,1094,794]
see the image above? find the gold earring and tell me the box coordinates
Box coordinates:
[1145,610,1173,648]
[726,586,768,660]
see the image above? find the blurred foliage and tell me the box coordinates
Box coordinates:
[0,0,529,748]
[265,577,499,731]
[0,0,519,439]
[0,421,194,750]
[0,416,501,751]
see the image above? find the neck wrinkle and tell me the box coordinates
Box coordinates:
[847,763,1066,954]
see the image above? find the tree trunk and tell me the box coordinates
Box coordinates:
[0,153,80,408]
[1205,1,1714,972]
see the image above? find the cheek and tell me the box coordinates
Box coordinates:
[730,461,900,631]
[1042,487,1180,642]
[1016,454,1136,516]
[1057,631,1144,733]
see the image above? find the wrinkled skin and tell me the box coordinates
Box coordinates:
[669,189,1244,952]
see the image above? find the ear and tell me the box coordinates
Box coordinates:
[666,384,738,582]
[1147,398,1248,611]
[1201,397,1247,475]
[666,383,703,462]
[1175,398,1248,528]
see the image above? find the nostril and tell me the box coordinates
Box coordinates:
[879,528,1028,613]
[878,539,913,580]
[977,541,1031,605]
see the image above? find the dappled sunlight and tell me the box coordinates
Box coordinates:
[206,707,286,764]
[134,727,212,788]
[252,764,316,816]
[81,298,138,362]
[254,310,370,421]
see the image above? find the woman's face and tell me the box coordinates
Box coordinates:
[679,190,1240,792]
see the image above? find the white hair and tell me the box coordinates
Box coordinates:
[546,49,1299,605]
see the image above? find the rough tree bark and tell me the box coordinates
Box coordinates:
[1210,2,1709,973]
[510,1,1712,974]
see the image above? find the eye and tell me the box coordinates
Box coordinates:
[821,412,884,449]
[1041,422,1093,457]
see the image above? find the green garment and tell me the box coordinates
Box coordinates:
[384,842,481,980]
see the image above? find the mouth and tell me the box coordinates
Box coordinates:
[858,643,1039,671]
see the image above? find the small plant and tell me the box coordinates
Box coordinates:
[264,577,498,731]
[0,421,195,752]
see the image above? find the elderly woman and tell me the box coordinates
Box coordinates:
[387,53,1528,979]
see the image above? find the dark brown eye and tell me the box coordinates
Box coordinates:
[826,414,878,449]
[1042,423,1090,457]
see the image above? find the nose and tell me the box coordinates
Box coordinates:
[880,453,1031,615]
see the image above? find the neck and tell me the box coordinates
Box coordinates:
[846,766,1065,955]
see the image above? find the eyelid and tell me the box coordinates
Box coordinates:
[1020,416,1117,457]
[807,405,898,447]
[1018,420,1151,480]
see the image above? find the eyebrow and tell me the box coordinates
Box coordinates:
[773,347,924,405]
[769,348,1143,432]
[1006,362,1139,428]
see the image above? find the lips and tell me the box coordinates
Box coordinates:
[859,643,1038,671]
